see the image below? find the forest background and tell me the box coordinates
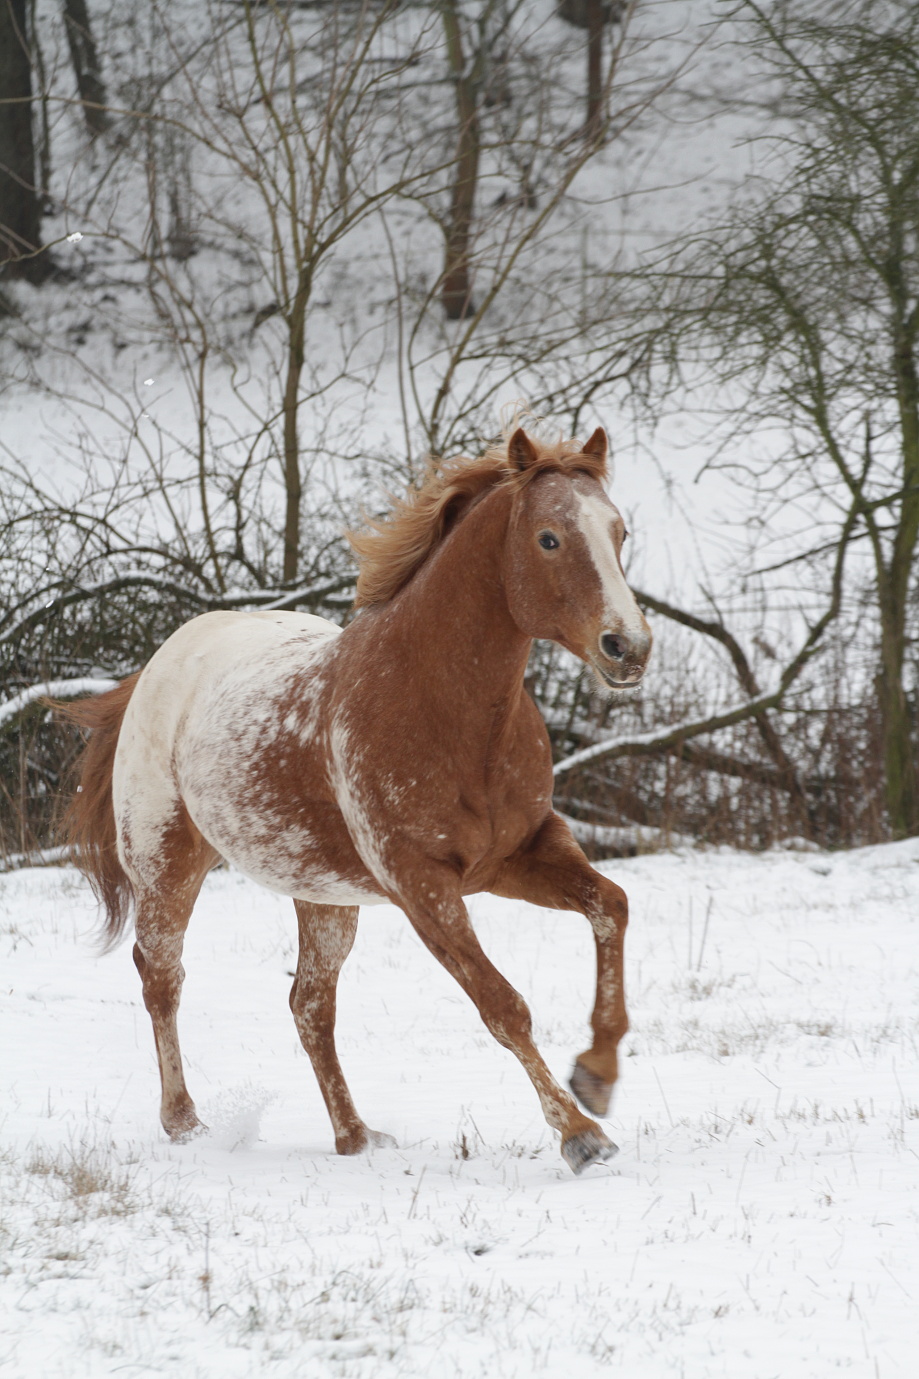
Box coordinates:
[3,0,918,861]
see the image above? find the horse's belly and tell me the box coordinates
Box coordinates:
[181,760,390,907]
[224,844,389,907]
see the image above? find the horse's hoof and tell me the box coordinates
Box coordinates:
[336,1125,396,1155]
[561,1128,618,1175]
[570,1060,613,1116]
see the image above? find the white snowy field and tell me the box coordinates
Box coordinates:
[1,844,917,1378]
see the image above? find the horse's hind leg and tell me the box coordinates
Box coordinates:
[290,901,394,1156]
[131,840,216,1141]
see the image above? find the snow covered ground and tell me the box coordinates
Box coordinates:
[2,843,917,1377]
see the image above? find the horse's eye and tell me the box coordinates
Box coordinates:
[622,529,630,543]
[538,532,560,550]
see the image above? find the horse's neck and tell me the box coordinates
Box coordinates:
[392,484,531,710]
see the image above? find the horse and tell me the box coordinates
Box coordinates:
[59,425,652,1174]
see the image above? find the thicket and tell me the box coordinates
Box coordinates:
[0,0,913,861]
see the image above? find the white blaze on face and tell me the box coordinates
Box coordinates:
[574,490,646,638]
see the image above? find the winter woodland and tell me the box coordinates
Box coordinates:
[1,3,917,1376]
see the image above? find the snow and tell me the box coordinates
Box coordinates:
[2,845,917,1376]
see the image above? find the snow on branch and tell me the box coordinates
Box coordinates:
[556,812,695,854]
[0,677,118,731]
[557,515,857,780]
[553,691,774,777]
[0,573,356,649]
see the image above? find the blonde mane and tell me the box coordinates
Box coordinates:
[348,432,608,609]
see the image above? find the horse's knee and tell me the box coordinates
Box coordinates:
[483,981,533,1049]
[585,878,628,941]
[606,879,628,925]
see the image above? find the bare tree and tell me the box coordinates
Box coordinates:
[556,0,629,139]
[62,0,108,136]
[1,0,776,861]
[397,1,684,459]
[439,0,482,320]
[634,0,919,837]
[170,0,449,582]
[0,0,49,280]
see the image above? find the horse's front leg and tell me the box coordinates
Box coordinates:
[398,869,616,1174]
[493,812,629,1119]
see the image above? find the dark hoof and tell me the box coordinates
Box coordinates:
[561,1128,618,1175]
[570,1061,613,1116]
[336,1126,396,1155]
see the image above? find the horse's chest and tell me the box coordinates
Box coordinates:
[343,730,551,879]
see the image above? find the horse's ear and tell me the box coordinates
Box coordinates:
[582,427,608,465]
[507,428,539,472]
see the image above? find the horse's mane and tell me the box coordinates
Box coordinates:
[349,431,608,609]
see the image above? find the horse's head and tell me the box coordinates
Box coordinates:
[503,427,652,689]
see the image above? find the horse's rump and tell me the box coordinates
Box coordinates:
[100,611,348,906]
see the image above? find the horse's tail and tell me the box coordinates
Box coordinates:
[53,674,141,950]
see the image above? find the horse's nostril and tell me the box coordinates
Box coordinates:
[600,632,625,660]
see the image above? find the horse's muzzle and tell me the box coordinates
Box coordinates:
[595,626,651,687]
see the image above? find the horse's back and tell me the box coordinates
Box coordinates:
[112,611,341,884]
[119,609,339,746]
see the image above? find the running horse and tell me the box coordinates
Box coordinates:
[60,427,652,1174]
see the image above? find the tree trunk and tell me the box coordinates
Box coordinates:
[0,0,48,280]
[585,0,604,141]
[282,265,311,584]
[441,0,479,321]
[876,588,917,839]
[62,0,108,136]
[879,253,919,837]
